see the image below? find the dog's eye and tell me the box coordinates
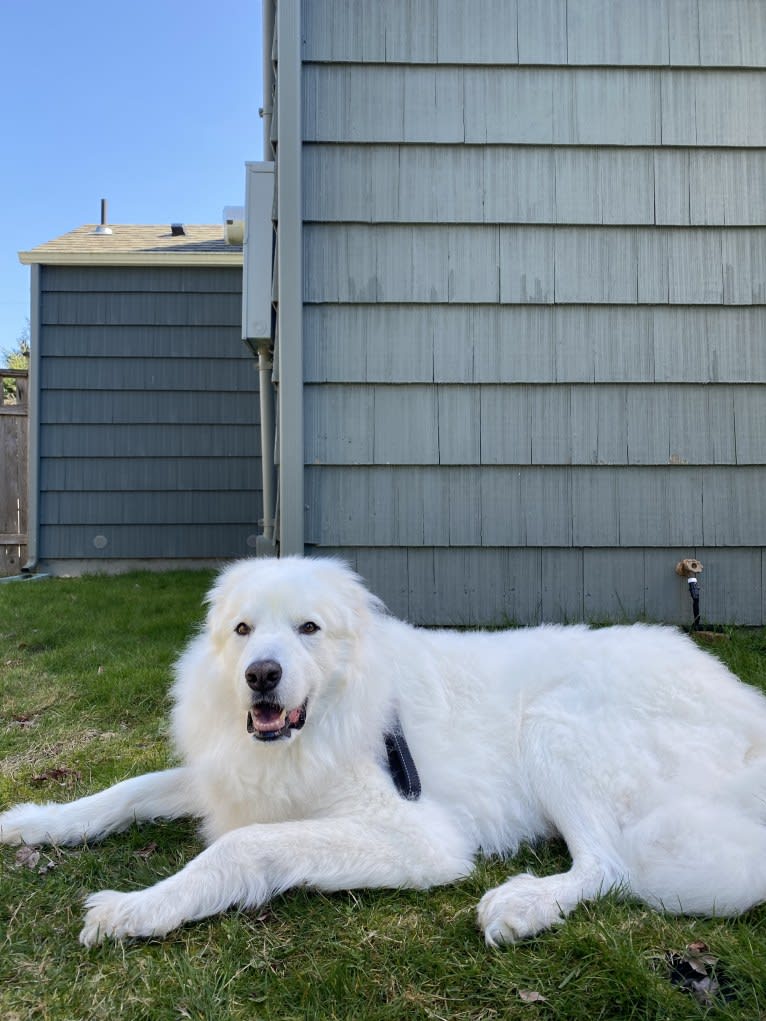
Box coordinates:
[234,622,252,636]
[298,621,320,636]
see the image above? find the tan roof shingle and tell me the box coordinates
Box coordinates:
[19,224,243,266]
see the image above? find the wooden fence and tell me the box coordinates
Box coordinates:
[0,369,28,576]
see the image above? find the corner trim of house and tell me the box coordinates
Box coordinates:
[275,0,305,556]
[22,264,41,573]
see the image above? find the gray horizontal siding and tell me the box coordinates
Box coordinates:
[305,466,766,549]
[41,457,259,492]
[39,525,259,560]
[39,423,257,458]
[296,1,766,626]
[305,383,760,467]
[304,305,766,384]
[39,358,257,391]
[42,325,256,359]
[304,146,766,227]
[38,264,261,564]
[304,225,766,305]
[316,546,765,627]
[40,491,257,525]
[40,391,260,425]
[42,266,242,293]
[304,66,766,146]
[42,292,241,326]
[302,0,766,68]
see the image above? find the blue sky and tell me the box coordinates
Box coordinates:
[0,0,263,351]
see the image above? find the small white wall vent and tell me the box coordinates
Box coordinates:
[242,163,275,342]
[223,205,245,245]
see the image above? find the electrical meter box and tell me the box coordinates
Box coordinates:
[242,161,275,342]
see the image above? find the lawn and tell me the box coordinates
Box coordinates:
[1,571,766,1021]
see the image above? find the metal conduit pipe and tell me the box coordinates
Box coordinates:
[257,340,276,544]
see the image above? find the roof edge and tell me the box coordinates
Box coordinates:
[18,251,243,267]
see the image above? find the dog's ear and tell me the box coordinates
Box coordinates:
[315,560,388,634]
[202,559,258,649]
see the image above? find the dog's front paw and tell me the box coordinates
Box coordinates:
[80,889,179,946]
[477,874,566,947]
[0,803,53,845]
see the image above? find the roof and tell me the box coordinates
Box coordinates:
[19,224,243,266]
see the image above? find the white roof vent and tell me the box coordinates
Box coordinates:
[223,205,245,245]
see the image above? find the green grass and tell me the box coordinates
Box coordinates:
[2,573,766,1021]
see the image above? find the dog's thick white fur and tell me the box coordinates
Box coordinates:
[3,557,766,947]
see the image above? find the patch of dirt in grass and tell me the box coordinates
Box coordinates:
[0,728,124,780]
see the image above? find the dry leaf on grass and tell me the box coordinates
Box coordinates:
[517,989,548,1004]
[685,940,719,972]
[15,845,59,875]
[15,846,40,870]
[134,842,158,859]
[665,943,732,1006]
[30,767,81,785]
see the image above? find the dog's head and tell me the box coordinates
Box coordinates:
[204,556,383,743]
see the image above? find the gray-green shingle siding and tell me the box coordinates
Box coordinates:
[295,0,766,625]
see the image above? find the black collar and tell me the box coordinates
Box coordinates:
[383,719,421,800]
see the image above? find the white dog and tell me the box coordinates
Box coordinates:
[2,556,766,947]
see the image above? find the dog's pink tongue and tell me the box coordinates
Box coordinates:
[287,707,303,727]
[252,706,286,732]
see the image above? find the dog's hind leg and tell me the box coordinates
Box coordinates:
[0,767,195,846]
[622,801,766,918]
[477,728,629,946]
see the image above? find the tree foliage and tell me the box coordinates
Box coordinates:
[2,319,30,403]
[3,319,30,369]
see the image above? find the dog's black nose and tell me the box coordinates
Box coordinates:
[245,659,283,693]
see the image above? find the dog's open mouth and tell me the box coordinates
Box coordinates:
[247,700,308,742]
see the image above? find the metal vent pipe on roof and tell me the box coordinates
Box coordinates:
[91,197,112,235]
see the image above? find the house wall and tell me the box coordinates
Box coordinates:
[295,0,766,624]
[37,265,262,570]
